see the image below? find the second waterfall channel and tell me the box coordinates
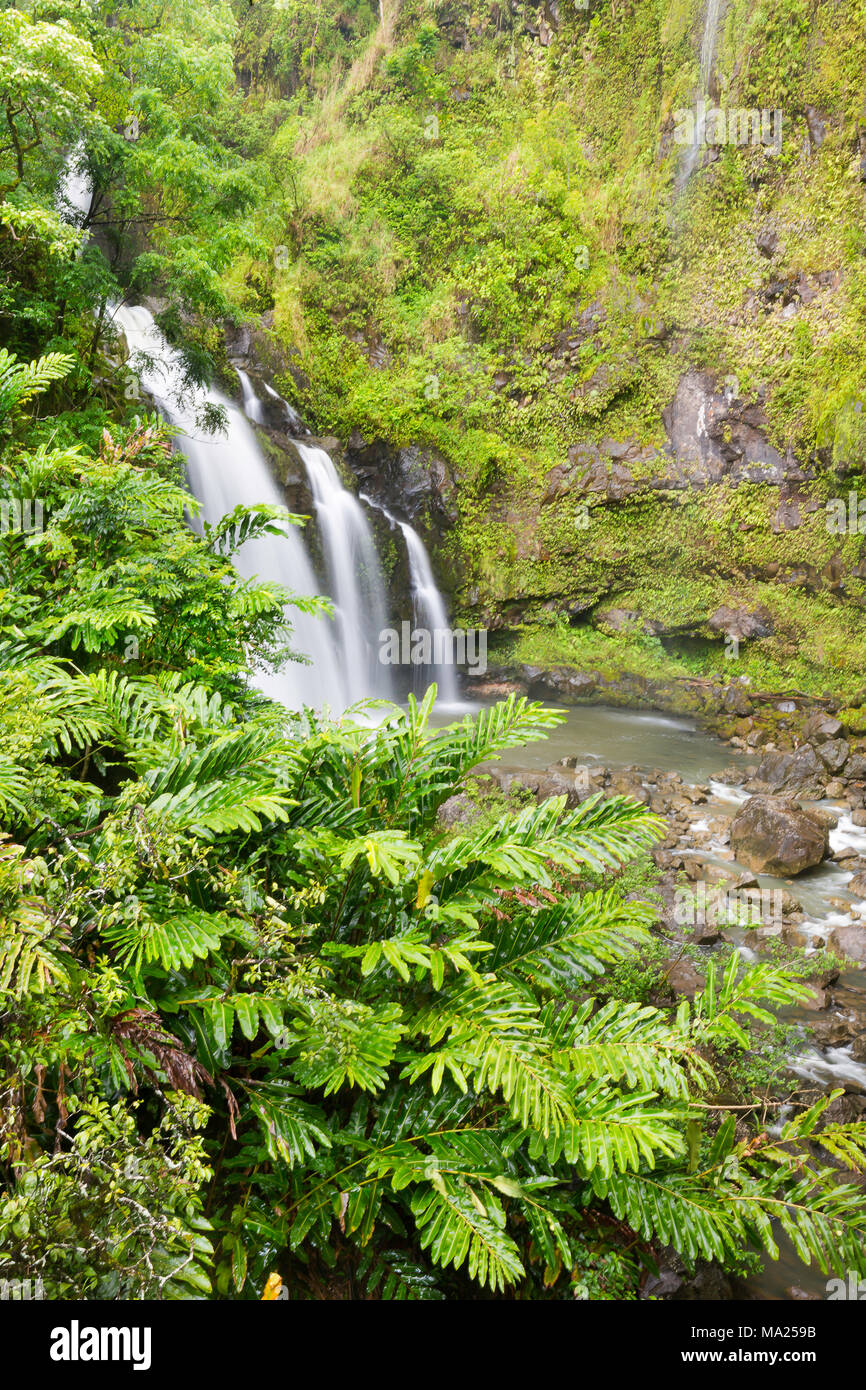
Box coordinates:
[115,304,459,715]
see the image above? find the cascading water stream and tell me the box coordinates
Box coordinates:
[262,381,305,434]
[114,304,348,711]
[398,521,460,706]
[360,493,461,706]
[235,369,264,424]
[677,0,725,189]
[56,145,92,226]
[292,441,394,707]
[699,0,722,91]
[237,376,458,708]
[61,156,462,714]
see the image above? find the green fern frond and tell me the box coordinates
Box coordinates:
[411,1179,525,1292]
[0,348,74,418]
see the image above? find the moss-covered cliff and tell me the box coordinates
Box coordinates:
[222,0,866,701]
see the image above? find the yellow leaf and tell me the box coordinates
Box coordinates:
[261,1272,283,1300]
[415,870,434,910]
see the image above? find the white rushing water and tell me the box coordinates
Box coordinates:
[708,779,750,805]
[398,520,460,706]
[115,304,348,710]
[293,440,394,707]
[262,380,305,435]
[236,369,264,424]
[56,148,92,226]
[699,0,723,91]
[62,154,461,716]
[791,1046,866,1092]
[830,814,866,857]
[360,492,462,706]
[677,0,725,188]
[117,305,462,712]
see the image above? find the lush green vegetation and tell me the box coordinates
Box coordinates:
[3,0,866,1302]
[3,347,866,1297]
[221,0,866,696]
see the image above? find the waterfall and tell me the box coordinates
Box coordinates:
[61,155,459,714]
[361,492,461,706]
[114,304,348,711]
[677,0,725,190]
[56,145,92,227]
[262,381,305,435]
[236,369,264,424]
[398,521,460,705]
[699,0,723,92]
[293,441,394,706]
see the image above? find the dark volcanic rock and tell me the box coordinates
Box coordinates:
[747,745,826,797]
[729,796,829,875]
[707,605,774,640]
[345,438,458,530]
[525,667,598,702]
[817,738,850,773]
[662,370,802,487]
[802,714,843,744]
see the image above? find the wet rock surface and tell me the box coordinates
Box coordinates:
[729,796,829,875]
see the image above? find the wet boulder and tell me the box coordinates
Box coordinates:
[817,739,850,773]
[846,754,866,780]
[707,605,774,640]
[746,745,826,797]
[828,922,866,967]
[524,667,598,702]
[729,796,829,875]
[802,713,843,744]
[533,770,594,807]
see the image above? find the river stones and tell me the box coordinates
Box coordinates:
[817,738,850,772]
[810,1016,855,1046]
[825,779,849,799]
[745,745,827,798]
[484,766,595,809]
[845,754,866,780]
[661,957,704,998]
[830,923,866,964]
[607,773,650,803]
[802,714,843,744]
[729,795,829,875]
[800,986,831,1012]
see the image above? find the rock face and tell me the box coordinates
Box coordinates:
[729,796,829,875]
[746,746,828,798]
[831,923,866,964]
[345,437,458,532]
[707,605,774,640]
[661,370,800,487]
[802,714,843,744]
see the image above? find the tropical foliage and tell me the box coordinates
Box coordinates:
[2,0,866,1302]
[1,357,866,1298]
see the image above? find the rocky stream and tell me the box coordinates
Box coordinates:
[442,690,866,1301]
